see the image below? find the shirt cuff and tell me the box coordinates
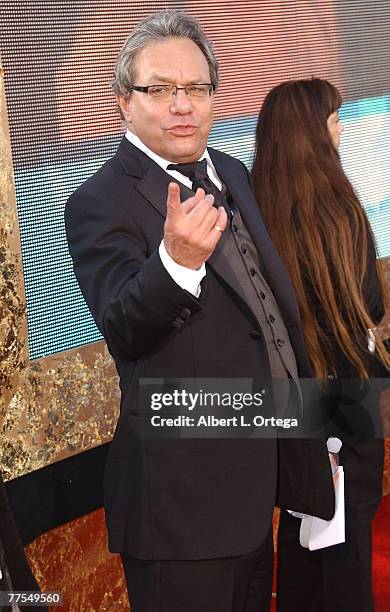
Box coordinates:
[159,240,206,298]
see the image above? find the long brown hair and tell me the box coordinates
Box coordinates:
[252,78,390,379]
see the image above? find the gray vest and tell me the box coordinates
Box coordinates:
[225,203,302,416]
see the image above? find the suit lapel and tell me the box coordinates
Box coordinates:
[115,136,193,218]
[135,163,194,217]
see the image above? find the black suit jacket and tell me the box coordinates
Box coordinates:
[65,137,334,559]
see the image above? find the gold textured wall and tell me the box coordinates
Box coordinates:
[1,342,119,480]
[25,508,129,612]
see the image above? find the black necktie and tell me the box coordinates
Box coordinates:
[167,159,227,208]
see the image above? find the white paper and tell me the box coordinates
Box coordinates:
[299,466,345,550]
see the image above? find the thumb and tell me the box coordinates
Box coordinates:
[166,182,182,217]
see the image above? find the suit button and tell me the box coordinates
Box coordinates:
[240,244,247,254]
[269,314,275,323]
[276,338,285,348]
[180,308,191,319]
[260,291,266,300]
[172,318,184,328]
[249,331,262,340]
[250,268,256,277]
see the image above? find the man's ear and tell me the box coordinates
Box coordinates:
[117,96,132,123]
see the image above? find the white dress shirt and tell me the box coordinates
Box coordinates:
[125,130,223,297]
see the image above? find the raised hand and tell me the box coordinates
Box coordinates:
[163,182,228,269]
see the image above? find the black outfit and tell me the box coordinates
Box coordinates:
[276,227,387,612]
[121,528,274,612]
[65,137,334,611]
[0,474,48,612]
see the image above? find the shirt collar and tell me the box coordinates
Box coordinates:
[125,129,214,174]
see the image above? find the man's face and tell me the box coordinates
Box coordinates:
[118,37,214,163]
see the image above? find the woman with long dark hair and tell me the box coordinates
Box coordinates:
[252,78,390,612]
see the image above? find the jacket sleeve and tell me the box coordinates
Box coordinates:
[64,188,203,361]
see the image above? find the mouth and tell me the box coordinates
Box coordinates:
[166,125,197,136]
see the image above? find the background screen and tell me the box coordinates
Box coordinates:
[1,0,389,359]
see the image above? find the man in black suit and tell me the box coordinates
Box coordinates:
[65,10,334,611]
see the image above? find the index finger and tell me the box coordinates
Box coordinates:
[166,182,182,217]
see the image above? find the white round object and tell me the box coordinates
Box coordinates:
[327,437,342,454]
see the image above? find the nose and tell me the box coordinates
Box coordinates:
[169,89,192,114]
[339,122,344,133]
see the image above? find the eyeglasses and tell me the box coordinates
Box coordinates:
[129,83,215,101]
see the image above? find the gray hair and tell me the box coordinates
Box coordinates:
[112,10,219,98]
